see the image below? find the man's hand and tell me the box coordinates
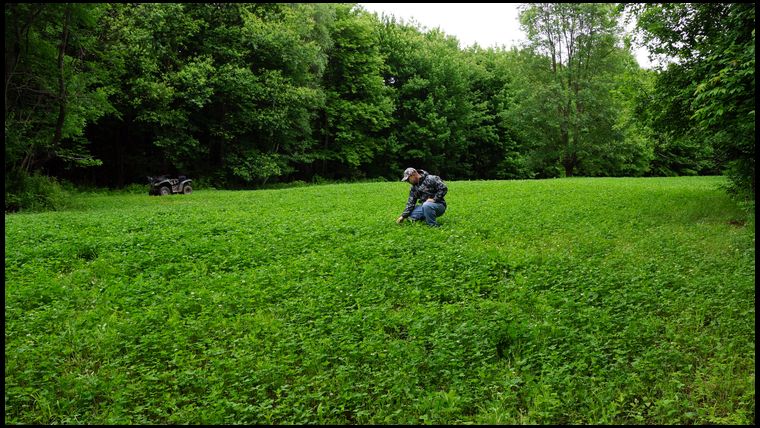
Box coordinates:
[426,198,435,203]
[396,216,405,224]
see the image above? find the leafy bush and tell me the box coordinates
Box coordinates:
[4,171,72,212]
[119,183,149,194]
[189,176,216,190]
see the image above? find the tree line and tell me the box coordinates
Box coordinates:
[4,3,755,210]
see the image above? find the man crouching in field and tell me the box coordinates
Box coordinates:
[396,167,447,227]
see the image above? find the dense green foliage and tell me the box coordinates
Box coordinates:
[517,3,647,177]
[5,3,755,211]
[5,176,754,424]
[626,3,755,198]
[4,4,113,172]
[4,170,72,212]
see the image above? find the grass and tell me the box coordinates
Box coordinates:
[4,176,755,424]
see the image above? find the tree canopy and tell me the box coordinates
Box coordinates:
[5,2,755,210]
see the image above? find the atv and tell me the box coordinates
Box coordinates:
[148,175,193,196]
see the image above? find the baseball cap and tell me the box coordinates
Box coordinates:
[401,167,417,182]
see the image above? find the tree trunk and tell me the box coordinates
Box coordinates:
[321,109,329,175]
[5,5,43,118]
[563,152,577,177]
[117,122,126,187]
[49,5,72,155]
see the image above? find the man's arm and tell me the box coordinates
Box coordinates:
[433,177,448,202]
[400,188,418,218]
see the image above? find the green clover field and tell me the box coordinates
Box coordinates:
[4,176,755,424]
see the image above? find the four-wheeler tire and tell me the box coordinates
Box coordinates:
[159,186,171,196]
[183,185,193,194]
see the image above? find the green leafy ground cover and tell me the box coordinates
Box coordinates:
[4,176,755,424]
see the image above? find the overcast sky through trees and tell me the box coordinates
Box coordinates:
[358,3,655,68]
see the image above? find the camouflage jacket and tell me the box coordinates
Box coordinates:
[401,170,448,218]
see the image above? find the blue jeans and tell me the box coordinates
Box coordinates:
[409,201,446,226]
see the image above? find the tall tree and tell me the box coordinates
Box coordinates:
[5,3,113,177]
[462,46,528,179]
[517,3,630,177]
[213,3,330,185]
[316,4,393,179]
[376,17,477,179]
